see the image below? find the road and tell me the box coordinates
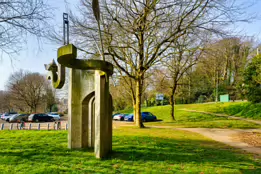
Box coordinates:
[0,116,69,130]
[0,116,134,130]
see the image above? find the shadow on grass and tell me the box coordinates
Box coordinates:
[110,136,257,161]
[153,119,163,122]
[109,136,261,173]
[0,131,260,173]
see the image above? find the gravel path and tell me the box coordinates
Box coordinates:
[149,125,261,156]
[176,128,261,155]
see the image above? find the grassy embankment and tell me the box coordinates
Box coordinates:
[118,102,261,129]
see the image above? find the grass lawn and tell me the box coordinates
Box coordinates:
[0,128,260,173]
[119,104,261,129]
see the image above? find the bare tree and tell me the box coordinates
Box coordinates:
[7,70,47,112]
[44,84,57,112]
[0,90,12,112]
[162,34,203,120]
[199,37,252,101]
[62,0,255,128]
[0,0,51,57]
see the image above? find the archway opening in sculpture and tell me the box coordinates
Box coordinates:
[82,91,95,148]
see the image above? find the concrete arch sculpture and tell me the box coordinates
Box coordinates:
[45,44,113,158]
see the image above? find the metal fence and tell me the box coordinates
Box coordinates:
[0,122,68,130]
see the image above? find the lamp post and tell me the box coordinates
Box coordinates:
[92,0,105,61]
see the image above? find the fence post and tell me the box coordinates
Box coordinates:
[47,123,50,131]
[57,121,61,130]
[20,122,25,130]
[65,123,68,130]
[10,123,13,130]
[1,123,4,130]
[29,123,32,130]
[38,123,40,130]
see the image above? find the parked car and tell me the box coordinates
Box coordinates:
[9,114,30,123]
[1,113,8,120]
[113,114,126,121]
[124,112,157,122]
[124,114,134,121]
[112,113,120,118]
[1,112,18,121]
[47,112,61,121]
[28,113,55,122]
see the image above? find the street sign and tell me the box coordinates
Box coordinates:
[156,94,164,101]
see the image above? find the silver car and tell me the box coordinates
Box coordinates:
[1,112,18,122]
[47,112,61,121]
[9,114,30,123]
[113,114,126,121]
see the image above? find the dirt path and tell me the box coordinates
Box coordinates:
[149,125,261,156]
[179,109,261,125]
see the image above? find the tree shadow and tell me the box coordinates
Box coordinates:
[107,135,261,172]
[0,132,260,173]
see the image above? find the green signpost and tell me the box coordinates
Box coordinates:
[219,94,229,102]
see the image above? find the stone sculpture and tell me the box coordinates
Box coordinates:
[45,44,113,158]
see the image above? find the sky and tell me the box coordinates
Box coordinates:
[0,0,77,91]
[0,0,261,90]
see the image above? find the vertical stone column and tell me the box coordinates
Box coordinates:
[88,97,95,148]
[108,95,113,152]
[94,70,111,158]
[68,69,82,149]
[82,96,89,148]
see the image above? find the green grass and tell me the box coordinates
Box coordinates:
[221,103,261,120]
[168,102,261,120]
[0,129,260,173]
[118,103,261,129]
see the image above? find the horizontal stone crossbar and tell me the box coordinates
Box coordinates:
[57,44,113,75]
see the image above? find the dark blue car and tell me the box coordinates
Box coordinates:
[124,114,134,121]
[124,112,157,122]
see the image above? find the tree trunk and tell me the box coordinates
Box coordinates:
[133,101,136,123]
[34,105,37,113]
[135,78,145,128]
[169,87,176,121]
[169,81,177,121]
[131,90,136,123]
[215,71,219,102]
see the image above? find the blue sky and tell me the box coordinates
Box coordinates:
[0,0,76,90]
[0,0,261,90]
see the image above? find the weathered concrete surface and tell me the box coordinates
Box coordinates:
[44,59,65,89]
[94,71,112,158]
[68,69,94,149]
[88,97,95,148]
[46,44,114,158]
[67,68,113,158]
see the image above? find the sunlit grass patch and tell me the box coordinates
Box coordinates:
[0,129,260,173]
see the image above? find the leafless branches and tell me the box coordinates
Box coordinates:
[6,70,48,112]
[0,0,52,57]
